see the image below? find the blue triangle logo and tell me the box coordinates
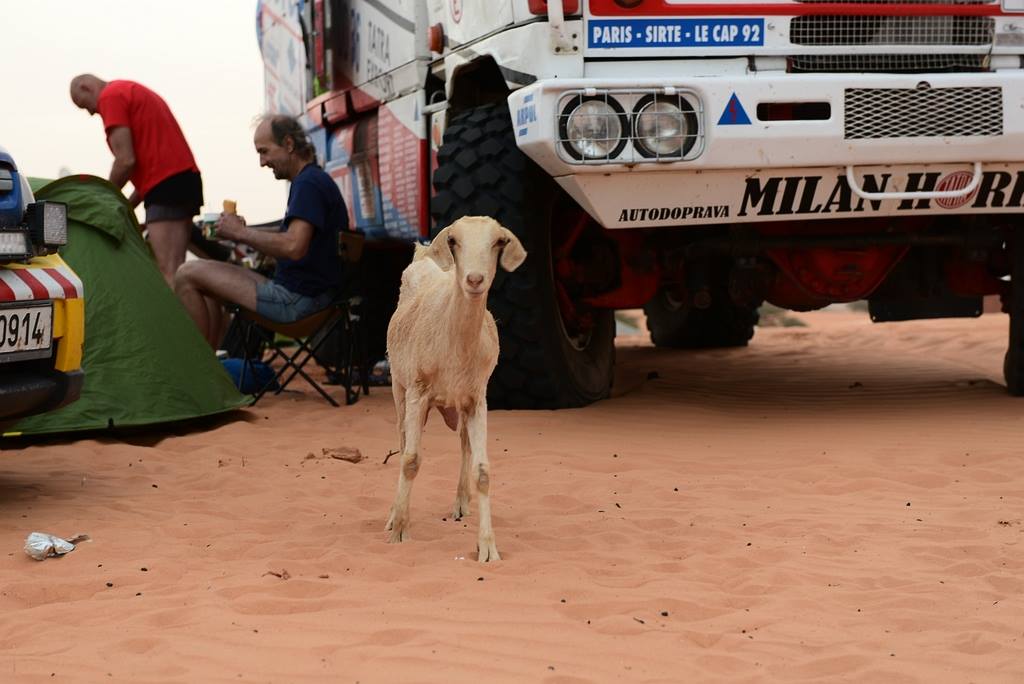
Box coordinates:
[718,93,751,126]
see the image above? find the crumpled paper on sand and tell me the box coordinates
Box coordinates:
[24,532,90,561]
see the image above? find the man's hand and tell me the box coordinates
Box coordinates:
[212,215,314,262]
[215,213,247,242]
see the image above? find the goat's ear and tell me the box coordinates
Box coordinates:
[499,228,527,272]
[427,226,455,271]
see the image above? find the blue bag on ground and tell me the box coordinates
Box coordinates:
[221,358,279,393]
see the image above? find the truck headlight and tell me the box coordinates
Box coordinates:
[559,96,627,160]
[25,201,68,250]
[633,95,698,159]
[0,230,31,257]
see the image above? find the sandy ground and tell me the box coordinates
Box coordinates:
[1,309,1023,683]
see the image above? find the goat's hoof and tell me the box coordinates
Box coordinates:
[388,527,409,544]
[451,497,470,520]
[477,541,500,562]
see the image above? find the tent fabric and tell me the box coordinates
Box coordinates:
[9,175,249,436]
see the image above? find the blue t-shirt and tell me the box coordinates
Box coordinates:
[274,163,348,297]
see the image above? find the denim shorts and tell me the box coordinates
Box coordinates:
[255,281,334,323]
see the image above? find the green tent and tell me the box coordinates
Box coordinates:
[6,175,249,436]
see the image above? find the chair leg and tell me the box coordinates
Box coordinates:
[269,320,344,407]
[273,339,341,407]
[241,308,362,408]
[346,307,370,399]
[340,312,357,406]
[346,306,372,405]
[333,309,353,406]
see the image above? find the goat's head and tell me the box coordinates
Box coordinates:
[427,216,527,299]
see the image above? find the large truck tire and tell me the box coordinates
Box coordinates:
[431,103,615,409]
[1004,235,1024,394]
[644,287,759,349]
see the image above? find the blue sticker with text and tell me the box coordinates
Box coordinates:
[588,18,764,49]
[516,93,537,137]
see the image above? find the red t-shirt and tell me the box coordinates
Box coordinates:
[97,80,199,199]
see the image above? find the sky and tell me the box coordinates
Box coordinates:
[5,1,285,224]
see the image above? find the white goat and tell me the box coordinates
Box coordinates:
[385,216,527,562]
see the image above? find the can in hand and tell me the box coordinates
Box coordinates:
[200,212,219,239]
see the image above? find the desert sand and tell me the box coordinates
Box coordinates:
[2,309,1023,683]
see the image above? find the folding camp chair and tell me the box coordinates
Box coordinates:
[232,231,370,406]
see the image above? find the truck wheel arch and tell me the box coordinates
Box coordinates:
[446,55,511,118]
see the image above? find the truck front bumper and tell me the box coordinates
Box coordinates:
[508,71,1024,228]
[0,368,83,428]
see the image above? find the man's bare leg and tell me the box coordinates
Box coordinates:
[146,219,191,287]
[175,260,266,347]
[205,296,230,349]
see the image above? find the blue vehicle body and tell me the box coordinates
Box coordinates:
[0,147,26,229]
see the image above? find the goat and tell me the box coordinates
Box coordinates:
[384,216,527,562]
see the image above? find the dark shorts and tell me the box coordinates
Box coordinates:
[255,280,334,323]
[144,170,204,223]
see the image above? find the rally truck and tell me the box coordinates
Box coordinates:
[258,0,1024,408]
[0,146,84,432]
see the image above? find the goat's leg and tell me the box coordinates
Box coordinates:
[451,418,472,520]
[385,383,407,532]
[466,401,499,561]
[387,389,428,543]
[393,382,407,455]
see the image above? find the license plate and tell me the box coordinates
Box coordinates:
[0,302,54,362]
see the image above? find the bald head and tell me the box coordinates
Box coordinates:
[70,74,107,115]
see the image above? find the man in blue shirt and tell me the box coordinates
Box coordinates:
[175,114,347,348]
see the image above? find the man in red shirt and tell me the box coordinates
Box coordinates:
[70,74,203,286]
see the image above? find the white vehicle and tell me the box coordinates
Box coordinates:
[258,0,1024,408]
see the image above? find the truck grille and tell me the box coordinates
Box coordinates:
[789,0,997,72]
[791,53,989,73]
[790,16,993,46]
[844,86,1002,139]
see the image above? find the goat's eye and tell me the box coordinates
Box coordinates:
[447,236,457,248]
[495,238,509,248]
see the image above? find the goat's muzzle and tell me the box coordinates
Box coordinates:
[464,273,486,296]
